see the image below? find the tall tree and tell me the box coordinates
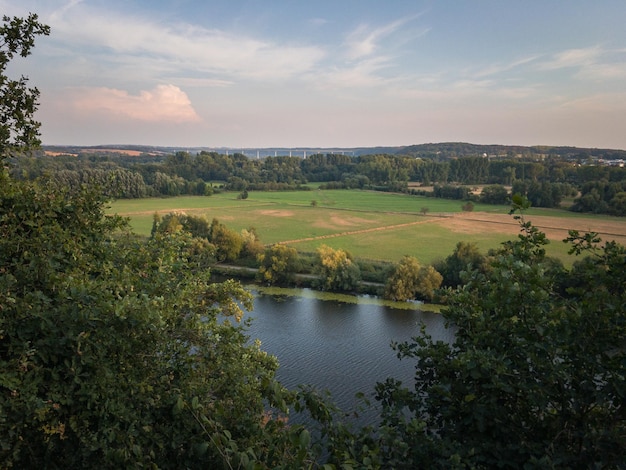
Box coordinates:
[0,16,316,468]
[0,180,314,467]
[0,13,49,158]
[366,209,626,468]
[209,218,244,262]
[257,244,301,285]
[384,256,442,302]
[435,240,489,288]
[313,244,361,292]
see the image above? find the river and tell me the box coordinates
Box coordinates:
[242,289,454,425]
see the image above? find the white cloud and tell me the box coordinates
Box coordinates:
[314,14,426,91]
[541,46,602,70]
[49,0,84,21]
[315,57,394,90]
[471,55,540,78]
[537,46,626,82]
[71,84,201,122]
[169,77,234,88]
[344,15,423,60]
[46,4,326,82]
[574,61,626,81]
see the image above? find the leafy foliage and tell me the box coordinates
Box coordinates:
[257,244,301,285]
[313,244,361,292]
[209,218,245,262]
[384,256,442,301]
[434,240,490,288]
[0,177,320,468]
[365,209,626,468]
[0,23,316,459]
[240,227,265,261]
[571,180,626,215]
[461,200,474,212]
[0,14,50,157]
[2,12,625,468]
[512,180,576,208]
[12,140,626,214]
[479,184,510,204]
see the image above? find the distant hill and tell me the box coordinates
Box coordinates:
[42,142,626,160]
[395,142,626,160]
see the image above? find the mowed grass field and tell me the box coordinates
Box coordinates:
[109,190,626,266]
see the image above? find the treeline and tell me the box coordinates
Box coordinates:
[12,150,626,214]
[152,212,443,301]
[151,212,504,302]
[422,180,579,210]
[397,141,626,161]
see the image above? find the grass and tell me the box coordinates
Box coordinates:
[109,190,625,266]
[288,222,515,263]
[255,189,508,214]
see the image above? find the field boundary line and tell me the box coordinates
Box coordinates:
[458,214,626,240]
[276,215,445,245]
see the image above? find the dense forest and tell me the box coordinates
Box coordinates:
[11,144,626,215]
[1,14,625,469]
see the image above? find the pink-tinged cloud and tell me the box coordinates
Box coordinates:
[72,84,201,122]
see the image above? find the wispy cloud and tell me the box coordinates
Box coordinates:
[540,46,602,70]
[7,0,625,149]
[538,46,626,82]
[314,14,426,91]
[49,0,84,21]
[556,91,626,112]
[392,77,537,104]
[471,55,540,78]
[71,84,201,122]
[317,57,393,89]
[169,78,234,88]
[344,14,423,60]
[577,62,626,80]
[46,3,326,82]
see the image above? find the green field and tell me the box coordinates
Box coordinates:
[109,190,625,266]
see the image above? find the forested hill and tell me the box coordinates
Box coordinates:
[396,142,626,160]
[43,142,626,161]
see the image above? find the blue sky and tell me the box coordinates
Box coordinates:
[3,0,626,149]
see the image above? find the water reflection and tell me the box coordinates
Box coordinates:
[244,289,454,424]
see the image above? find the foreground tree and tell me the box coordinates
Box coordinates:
[0,15,315,468]
[363,205,626,468]
[0,13,50,157]
[0,179,321,468]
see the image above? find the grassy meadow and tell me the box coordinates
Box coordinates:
[109,190,626,266]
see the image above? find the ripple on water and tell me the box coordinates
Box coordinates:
[244,290,454,425]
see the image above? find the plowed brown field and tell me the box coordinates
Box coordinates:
[436,212,626,245]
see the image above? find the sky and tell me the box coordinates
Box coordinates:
[3,0,626,150]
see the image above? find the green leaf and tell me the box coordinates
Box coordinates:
[298,429,311,448]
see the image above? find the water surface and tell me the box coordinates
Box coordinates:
[243,290,453,423]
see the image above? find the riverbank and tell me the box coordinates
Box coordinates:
[211,263,382,293]
[211,263,443,313]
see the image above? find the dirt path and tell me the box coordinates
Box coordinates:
[278,214,450,245]
[280,211,626,246]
